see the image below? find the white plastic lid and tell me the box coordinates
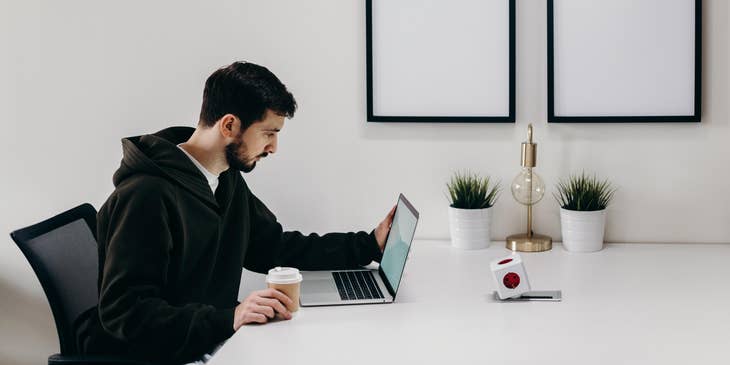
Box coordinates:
[266,267,303,284]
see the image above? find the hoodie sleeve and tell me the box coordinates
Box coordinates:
[243,193,383,274]
[97,178,234,363]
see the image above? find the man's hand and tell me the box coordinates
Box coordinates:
[233,288,293,330]
[374,205,396,252]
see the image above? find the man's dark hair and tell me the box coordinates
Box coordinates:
[199,61,296,129]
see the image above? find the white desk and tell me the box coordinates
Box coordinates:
[212,240,730,365]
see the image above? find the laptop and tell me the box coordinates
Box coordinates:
[300,194,419,306]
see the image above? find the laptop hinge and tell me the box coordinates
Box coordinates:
[378,266,396,299]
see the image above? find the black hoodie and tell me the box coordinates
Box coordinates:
[77,127,383,364]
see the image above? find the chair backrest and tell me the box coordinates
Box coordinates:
[10,203,99,355]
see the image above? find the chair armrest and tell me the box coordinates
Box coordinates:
[48,353,156,365]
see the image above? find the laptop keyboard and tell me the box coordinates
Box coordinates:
[332,271,385,300]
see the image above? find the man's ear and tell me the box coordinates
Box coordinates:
[218,114,239,139]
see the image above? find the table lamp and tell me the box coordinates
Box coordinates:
[506,124,552,252]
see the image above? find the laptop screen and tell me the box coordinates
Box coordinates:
[379,194,419,295]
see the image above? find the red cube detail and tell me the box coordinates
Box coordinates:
[503,272,521,289]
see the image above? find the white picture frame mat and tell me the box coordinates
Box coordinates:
[372,0,510,117]
[553,0,696,117]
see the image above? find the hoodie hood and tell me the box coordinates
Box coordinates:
[113,126,218,207]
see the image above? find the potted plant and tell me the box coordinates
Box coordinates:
[446,171,500,249]
[554,173,616,252]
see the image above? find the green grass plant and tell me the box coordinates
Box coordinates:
[447,171,500,209]
[554,172,615,211]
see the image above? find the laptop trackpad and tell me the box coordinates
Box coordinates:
[301,278,341,304]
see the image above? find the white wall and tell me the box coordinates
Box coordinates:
[1,1,728,364]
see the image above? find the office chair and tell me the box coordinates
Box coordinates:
[10,203,153,365]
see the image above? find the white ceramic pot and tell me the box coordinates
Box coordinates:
[560,208,606,252]
[448,206,492,250]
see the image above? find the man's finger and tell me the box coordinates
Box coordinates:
[252,304,276,319]
[256,288,294,306]
[386,205,396,219]
[257,297,290,316]
[384,205,396,226]
[245,312,267,324]
[264,288,295,307]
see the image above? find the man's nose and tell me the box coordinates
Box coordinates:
[266,135,278,154]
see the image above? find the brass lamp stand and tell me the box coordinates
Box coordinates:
[506,124,552,252]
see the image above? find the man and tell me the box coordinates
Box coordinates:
[76,62,395,364]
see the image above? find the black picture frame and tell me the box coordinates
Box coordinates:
[366,0,516,123]
[547,0,702,123]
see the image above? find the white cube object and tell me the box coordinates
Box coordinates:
[490,254,531,299]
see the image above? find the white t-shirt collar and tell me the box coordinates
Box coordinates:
[177,144,219,194]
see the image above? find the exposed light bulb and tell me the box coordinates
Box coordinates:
[510,168,545,206]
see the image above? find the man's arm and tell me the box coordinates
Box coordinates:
[97,180,233,363]
[243,193,393,273]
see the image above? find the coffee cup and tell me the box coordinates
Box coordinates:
[266,267,303,314]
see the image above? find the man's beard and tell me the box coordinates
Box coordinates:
[225,140,267,173]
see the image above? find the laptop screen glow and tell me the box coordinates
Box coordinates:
[380,197,418,294]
